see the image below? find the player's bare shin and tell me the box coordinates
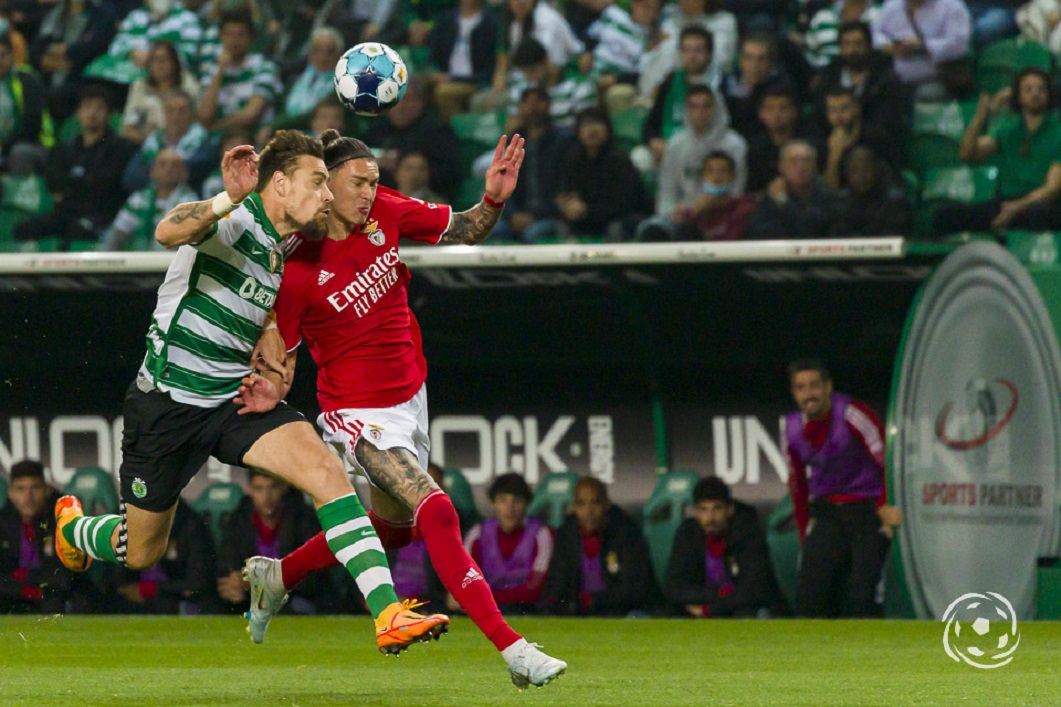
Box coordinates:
[354,438,440,509]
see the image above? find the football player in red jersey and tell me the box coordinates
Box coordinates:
[237,130,567,689]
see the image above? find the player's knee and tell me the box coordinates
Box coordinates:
[124,541,166,571]
[310,452,352,502]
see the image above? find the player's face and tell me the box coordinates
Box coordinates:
[283,155,333,229]
[791,370,833,420]
[248,475,288,521]
[573,486,609,533]
[9,477,48,522]
[492,492,528,533]
[693,499,733,537]
[330,158,379,229]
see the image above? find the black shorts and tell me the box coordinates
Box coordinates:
[118,382,305,512]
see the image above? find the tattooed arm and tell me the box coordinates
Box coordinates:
[438,134,525,246]
[155,145,259,248]
[440,200,505,245]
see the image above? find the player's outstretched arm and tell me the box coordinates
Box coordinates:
[155,145,259,248]
[441,134,525,245]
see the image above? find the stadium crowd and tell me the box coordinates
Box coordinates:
[0,0,1057,250]
[3,361,893,619]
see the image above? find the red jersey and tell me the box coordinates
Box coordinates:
[275,186,452,410]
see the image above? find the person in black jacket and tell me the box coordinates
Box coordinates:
[104,499,215,614]
[491,86,571,243]
[834,146,912,236]
[813,21,906,151]
[14,83,135,247]
[665,476,786,617]
[544,477,659,616]
[30,0,118,124]
[0,460,71,613]
[556,107,650,240]
[429,0,498,122]
[216,470,325,614]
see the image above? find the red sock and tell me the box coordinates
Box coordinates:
[281,512,414,590]
[416,491,522,652]
[280,531,338,591]
[367,510,414,550]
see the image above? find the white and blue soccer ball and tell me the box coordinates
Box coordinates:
[334,42,408,116]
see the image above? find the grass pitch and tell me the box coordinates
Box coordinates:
[1,616,1060,705]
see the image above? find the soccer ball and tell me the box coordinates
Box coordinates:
[334,42,408,116]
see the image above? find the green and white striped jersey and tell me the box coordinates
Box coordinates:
[587,6,649,77]
[139,192,284,407]
[108,3,203,67]
[199,53,280,129]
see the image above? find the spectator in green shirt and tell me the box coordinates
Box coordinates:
[934,68,1061,236]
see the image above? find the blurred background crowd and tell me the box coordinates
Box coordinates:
[0,0,1057,251]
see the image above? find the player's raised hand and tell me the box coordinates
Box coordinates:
[484,134,525,205]
[221,144,259,204]
[234,372,280,415]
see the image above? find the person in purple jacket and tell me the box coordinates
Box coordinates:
[782,358,902,617]
[462,473,553,614]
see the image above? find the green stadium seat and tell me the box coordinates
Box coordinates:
[451,111,504,173]
[62,466,119,516]
[641,469,698,584]
[916,166,999,238]
[442,467,479,522]
[610,105,648,153]
[0,175,55,247]
[0,474,7,509]
[527,471,579,529]
[192,481,245,545]
[901,169,920,209]
[906,101,978,174]
[976,37,1054,95]
[455,176,483,211]
[765,494,799,612]
[921,165,998,203]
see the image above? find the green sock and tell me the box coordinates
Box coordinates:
[317,493,399,618]
[63,515,120,564]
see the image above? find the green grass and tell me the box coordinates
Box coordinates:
[1,616,1060,705]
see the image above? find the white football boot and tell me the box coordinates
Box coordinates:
[242,556,289,644]
[501,638,568,690]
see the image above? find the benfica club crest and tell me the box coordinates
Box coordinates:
[363,220,386,246]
